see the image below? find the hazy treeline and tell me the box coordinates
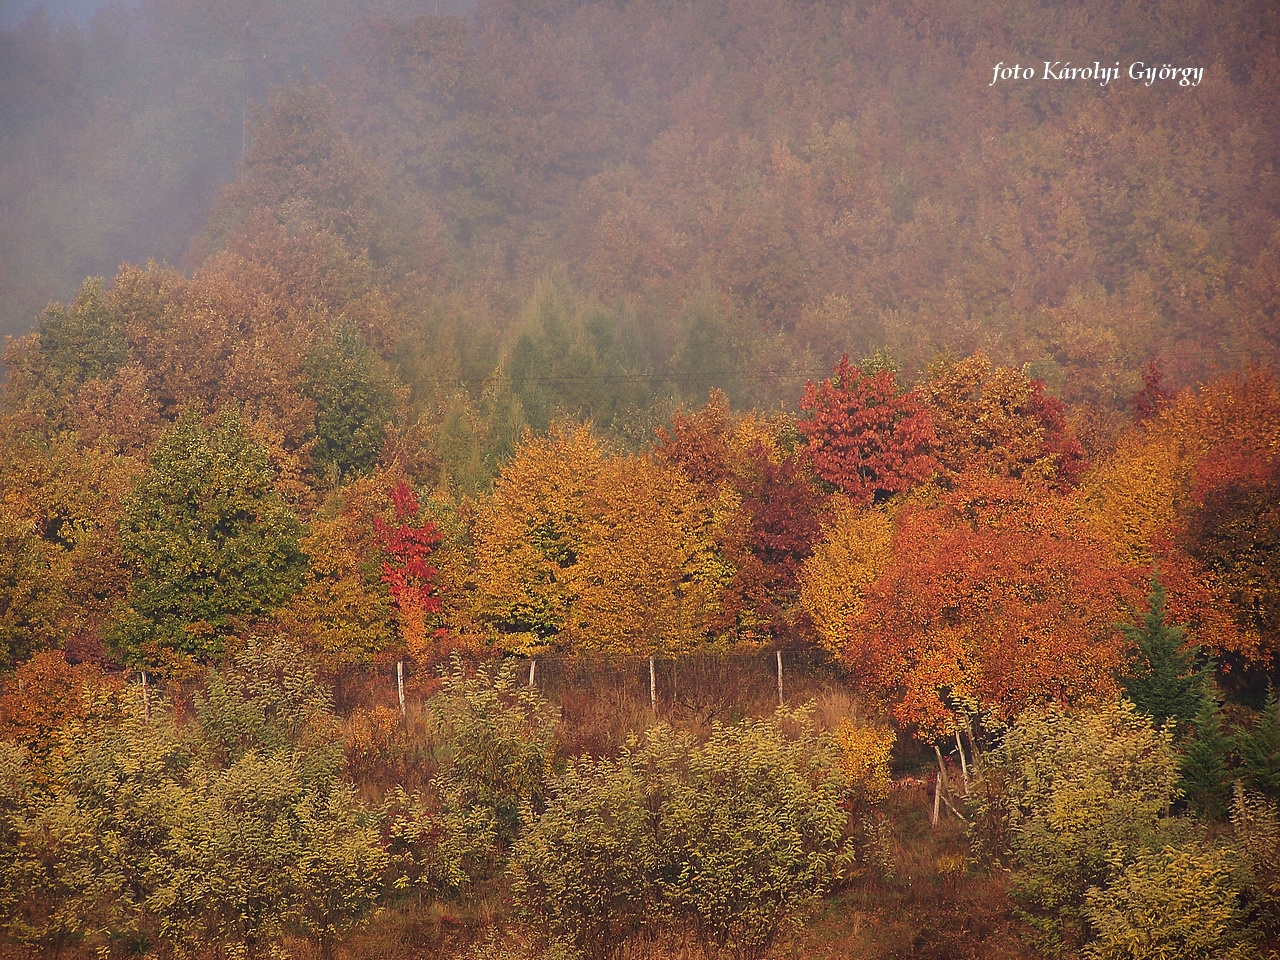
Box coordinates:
[2,0,1278,395]
[0,0,476,339]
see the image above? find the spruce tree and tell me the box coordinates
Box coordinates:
[1117,578,1210,738]
[1180,692,1233,819]
[1238,687,1280,800]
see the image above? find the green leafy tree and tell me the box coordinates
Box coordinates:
[153,639,382,959]
[976,702,1182,951]
[303,328,398,481]
[289,782,387,959]
[428,658,560,857]
[114,409,306,673]
[1,638,383,960]
[37,278,128,389]
[1117,578,1211,737]
[496,285,654,437]
[2,278,128,431]
[382,786,497,899]
[653,713,848,960]
[193,637,343,789]
[1,688,191,956]
[509,756,661,960]
[511,712,850,960]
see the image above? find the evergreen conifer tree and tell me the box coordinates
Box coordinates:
[1238,687,1280,801]
[1180,692,1234,819]
[1118,578,1210,738]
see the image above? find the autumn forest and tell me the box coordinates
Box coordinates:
[1,0,1279,958]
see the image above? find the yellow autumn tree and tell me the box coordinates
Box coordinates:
[921,352,1086,489]
[799,497,894,655]
[570,452,724,656]
[472,424,608,655]
[1078,425,1191,568]
[473,423,726,656]
[833,718,896,804]
[275,477,396,669]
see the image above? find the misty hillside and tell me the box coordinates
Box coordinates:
[3,0,1277,392]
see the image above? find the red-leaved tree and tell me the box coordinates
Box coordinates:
[374,480,443,661]
[797,355,936,505]
[716,444,826,644]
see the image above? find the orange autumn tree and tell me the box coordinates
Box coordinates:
[1182,370,1280,664]
[1081,367,1280,665]
[655,390,781,495]
[0,650,124,770]
[844,479,1140,740]
[920,352,1087,490]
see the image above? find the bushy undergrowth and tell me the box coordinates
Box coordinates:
[4,652,1276,960]
[0,638,385,959]
[969,701,1267,959]
[510,709,853,960]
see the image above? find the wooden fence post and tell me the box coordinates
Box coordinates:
[776,650,784,706]
[932,744,945,826]
[955,728,970,793]
[649,655,656,712]
[397,661,405,718]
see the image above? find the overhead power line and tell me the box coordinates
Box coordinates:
[421,368,830,388]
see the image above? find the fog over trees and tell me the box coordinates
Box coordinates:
[1,2,1279,958]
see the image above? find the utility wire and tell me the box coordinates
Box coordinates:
[414,345,1277,390]
[421,369,829,388]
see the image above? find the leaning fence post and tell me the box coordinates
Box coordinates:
[932,744,945,827]
[141,669,150,720]
[397,661,406,718]
[528,658,537,689]
[955,728,970,793]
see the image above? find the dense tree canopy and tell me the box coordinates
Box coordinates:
[843,479,1139,738]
